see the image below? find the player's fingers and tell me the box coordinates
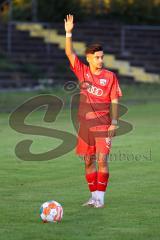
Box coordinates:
[109,130,114,137]
[110,131,113,137]
[71,14,73,22]
[108,130,111,137]
[112,130,116,137]
[69,14,73,22]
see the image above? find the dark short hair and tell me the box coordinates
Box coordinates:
[85,43,103,55]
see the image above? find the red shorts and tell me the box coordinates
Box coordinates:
[76,124,112,156]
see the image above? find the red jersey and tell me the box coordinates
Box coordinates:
[70,55,122,126]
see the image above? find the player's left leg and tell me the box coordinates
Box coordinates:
[95,153,110,208]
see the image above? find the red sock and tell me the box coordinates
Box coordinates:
[97,172,109,191]
[85,172,97,192]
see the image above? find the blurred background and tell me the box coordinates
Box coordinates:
[0,0,160,109]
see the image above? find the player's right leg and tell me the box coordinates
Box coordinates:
[82,154,97,207]
[76,124,97,206]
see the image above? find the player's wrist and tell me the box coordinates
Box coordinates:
[66,32,72,37]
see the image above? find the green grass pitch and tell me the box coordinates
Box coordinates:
[0,84,160,240]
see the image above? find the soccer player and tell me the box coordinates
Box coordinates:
[64,14,122,208]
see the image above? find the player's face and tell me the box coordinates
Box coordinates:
[86,51,104,69]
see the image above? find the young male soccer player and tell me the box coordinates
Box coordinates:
[64,14,122,208]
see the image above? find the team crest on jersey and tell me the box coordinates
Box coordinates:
[100,79,107,86]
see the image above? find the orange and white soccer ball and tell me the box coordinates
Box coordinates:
[40,200,63,223]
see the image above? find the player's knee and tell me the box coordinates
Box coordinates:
[85,161,93,169]
[97,160,106,167]
[84,155,96,168]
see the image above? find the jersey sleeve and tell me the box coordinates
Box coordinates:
[70,55,87,82]
[110,74,123,100]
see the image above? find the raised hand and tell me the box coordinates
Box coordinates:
[64,14,74,33]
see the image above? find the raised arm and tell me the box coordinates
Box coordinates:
[64,14,75,67]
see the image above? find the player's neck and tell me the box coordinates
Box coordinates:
[90,66,102,75]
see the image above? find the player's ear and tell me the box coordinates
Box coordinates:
[86,54,90,63]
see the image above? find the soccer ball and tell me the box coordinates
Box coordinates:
[40,200,63,223]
